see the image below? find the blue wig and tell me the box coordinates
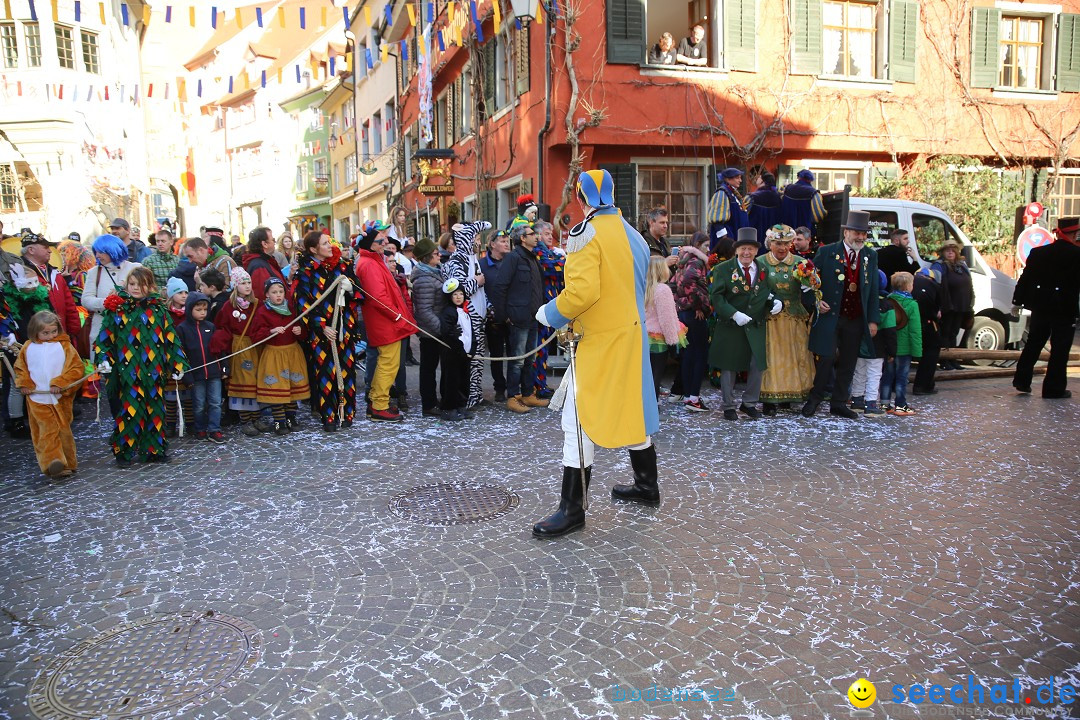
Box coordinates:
[91,234,129,265]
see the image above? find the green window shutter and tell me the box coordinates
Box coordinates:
[970,7,1001,88]
[606,0,646,64]
[599,163,638,225]
[724,0,757,71]
[790,0,822,75]
[1056,14,1080,92]
[888,0,917,82]
[479,189,497,224]
[515,26,530,96]
[519,178,533,198]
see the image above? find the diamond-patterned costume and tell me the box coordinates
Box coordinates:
[93,292,188,460]
[532,242,565,396]
[292,247,361,424]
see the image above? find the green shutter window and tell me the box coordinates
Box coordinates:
[970,7,1001,88]
[1056,13,1080,92]
[606,0,646,64]
[479,189,497,224]
[724,0,757,71]
[790,0,822,75]
[482,42,496,120]
[515,26,530,96]
[598,163,637,225]
[519,178,533,198]
[888,0,917,82]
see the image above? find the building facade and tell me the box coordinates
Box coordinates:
[281,85,332,237]
[394,0,1080,244]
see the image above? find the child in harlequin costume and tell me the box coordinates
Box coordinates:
[210,268,263,435]
[291,231,362,431]
[13,311,85,477]
[531,222,565,398]
[93,267,188,467]
[248,277,310,434]
[441,221,491,409]
[507,194,539,231]
[163,277,192,436]
[532,169,662,539]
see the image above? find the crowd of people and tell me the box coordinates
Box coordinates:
[0,177,1076,479]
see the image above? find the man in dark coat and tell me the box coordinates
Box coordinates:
[708,227,781,421]
[489,224,545,413]
[746,173,782,255]
[781,170,826,240]
[877,229,921,290]
[1012,216,1080,399]
[706,168,749,253]
[911,267,949,395]
[802,210,881,419]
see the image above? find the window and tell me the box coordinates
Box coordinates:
[403,129,414,182]
[361,120,370,163]
[24,22,40,67]
[1047,174,1080,226]
[309,107,323,130]
[1,165,18,211]
[823,1,877,78]
[911,213,982,273]
[295,164,308,193]
[333,162,341,190]
[495,32,511,109]
[384,102,396,144]
[313,158,328,182]
[343,98,355,128]
[638,167,703,238]
[345,154,357,185]
[809,167,863,192]
[999,15,1042,89]
[55,24,75,69]
[372,110,383,154]
[435,94,447,148]
[862,210,899,247]
[81,30,99,73]
[1,23,17,68]
[357,39,368,78]
[458,66,472,136]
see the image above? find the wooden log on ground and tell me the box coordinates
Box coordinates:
[933,361,1079,381]
[938,348,1080,362]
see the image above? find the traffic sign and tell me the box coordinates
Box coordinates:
[1016,224,1053,265]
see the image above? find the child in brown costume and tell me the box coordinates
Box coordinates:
[14,311,85,477]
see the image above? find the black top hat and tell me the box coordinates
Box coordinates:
[1056,217,1079,234]
[842,210,871,232]
[734,227,758,248]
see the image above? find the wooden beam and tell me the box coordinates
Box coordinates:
[939,348,1080,362]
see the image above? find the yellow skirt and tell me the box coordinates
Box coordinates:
[256,343,311,404]
[761,311,815,402]
[228,335,261,400]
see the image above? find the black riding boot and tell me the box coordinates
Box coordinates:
[532,466,591,538]
[612,445,660,505]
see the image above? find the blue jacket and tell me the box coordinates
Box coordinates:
[176,292,222,381]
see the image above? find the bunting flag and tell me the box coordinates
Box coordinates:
[74,0,80,21]
[383,4,392,26]
[188,5,195,26]
[28,0,36,22]
[235,8,242,25]
[103,84,108,100]
[277,67,282,83]
[400,39,407,63]
[164,5,171,23]
[418,37,426,56]
[427,2,434,22]
[142,4,150,25]
[363,6,371,26]
[178,78,186,101]
[147,82,153,97]
[86,85,93,101]
[342,6,349,26]
[98,1,105,23]
[120,2,128,25]
[228,76,233,93]
[196,79,201,97]
[256,7,262,26]
[295,64,301,82]
[381,42,389,63]
[164,82,170,99]
[278,5,286,27]
[436,30,445,52]
[299,7,305,29]
[535,0,544,24]
[493,0,500,34]
[329,56,336,75]
[320,6,326,27]
[4,1,13,20]
[261,70,266,88]
[469,1,483,43]
[406,4,415,26]
[365,48,373,69]
[50,0,57,22]
[211,6,217,28]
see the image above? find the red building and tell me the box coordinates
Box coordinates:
[396,0,1080,241]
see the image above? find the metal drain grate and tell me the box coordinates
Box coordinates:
[28,611,260,719]
[388,482,520,526]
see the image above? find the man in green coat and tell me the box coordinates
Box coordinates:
[708,227,782,420]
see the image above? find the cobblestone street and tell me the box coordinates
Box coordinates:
[1,369,1078,720]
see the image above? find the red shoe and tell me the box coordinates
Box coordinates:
[370,407,403,422]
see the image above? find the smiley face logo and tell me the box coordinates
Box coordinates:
[847,678,876,709]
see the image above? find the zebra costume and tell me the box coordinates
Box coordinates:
[443,221,491,408]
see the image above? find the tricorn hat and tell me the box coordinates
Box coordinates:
[734,227,758,248]
[842,210,871,232]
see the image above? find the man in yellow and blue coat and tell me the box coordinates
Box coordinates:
[532,169,662,539]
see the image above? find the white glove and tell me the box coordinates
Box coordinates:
[171,372,184,381]
[535,306,551,328]
[732,311,752,327]
[1,333,15,348]
[770,299,783,315]
[96,360,112,375]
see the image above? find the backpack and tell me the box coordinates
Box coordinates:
[887,297,908,330]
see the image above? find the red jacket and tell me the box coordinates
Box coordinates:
[29,263,81,338]
[209,298,256,355]
[242,252,287,301]
[354,249,414,347]
[248,301,301,347]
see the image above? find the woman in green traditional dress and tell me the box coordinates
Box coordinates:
[759,224,819,415]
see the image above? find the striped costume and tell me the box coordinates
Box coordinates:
[442,221,491,408]
[292,247,362,425]
[93,292,188,461]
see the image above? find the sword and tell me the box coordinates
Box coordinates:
[560,325,587,511]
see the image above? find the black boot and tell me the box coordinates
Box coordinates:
[612,445,661,505]
[532,466,590,538]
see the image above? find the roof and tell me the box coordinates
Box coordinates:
[184,1,282,71]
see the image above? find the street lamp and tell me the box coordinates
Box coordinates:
[509,0,539,24]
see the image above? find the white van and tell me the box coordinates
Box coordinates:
[819,192,1027,352]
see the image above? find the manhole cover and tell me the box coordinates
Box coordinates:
[388,482,520,525]
[28,611,260,719]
